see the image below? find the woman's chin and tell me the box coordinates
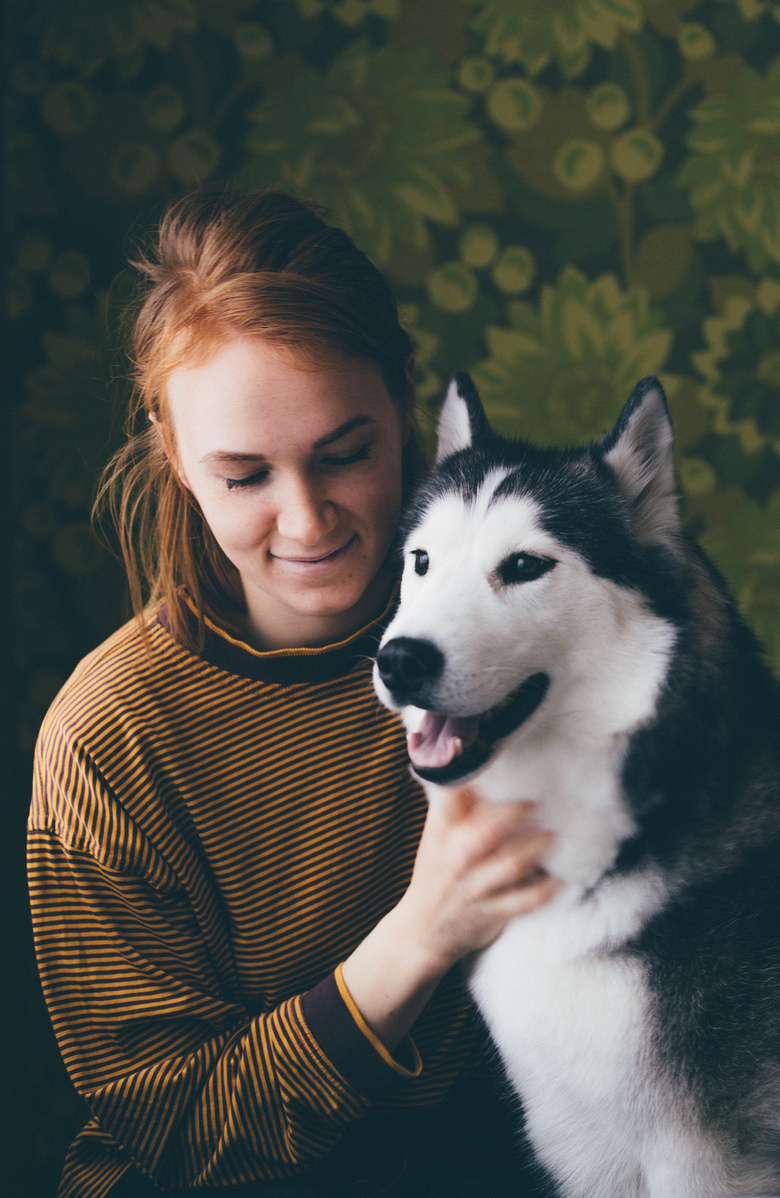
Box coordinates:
[238,544,395,646]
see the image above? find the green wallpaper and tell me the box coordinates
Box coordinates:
[6,0,780,1180]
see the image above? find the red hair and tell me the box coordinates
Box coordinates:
[96,188,421,649]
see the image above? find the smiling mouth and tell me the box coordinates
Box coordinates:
[407,673,549,785]
[272,536,354,564]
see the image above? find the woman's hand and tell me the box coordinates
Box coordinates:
[341,788,559,1051]
[399,787,559,977]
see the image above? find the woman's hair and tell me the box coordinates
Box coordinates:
[96,187,422,650]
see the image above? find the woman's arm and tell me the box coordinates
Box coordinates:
[30,730,555,1192]
[342,787,558,1050]
[29,825,381,1192]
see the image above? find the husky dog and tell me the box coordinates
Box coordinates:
[373,373,780,1198]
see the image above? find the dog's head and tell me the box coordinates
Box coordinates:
[374,373,682,786]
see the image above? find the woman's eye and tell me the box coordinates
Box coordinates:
[412,550,429,576]
[321,443,372,468]
[225,469,269,491]
[498,553,556,585]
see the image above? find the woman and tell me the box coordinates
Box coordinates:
[28,189,558,1198]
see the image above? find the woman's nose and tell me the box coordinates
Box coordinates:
[274,474,338,545]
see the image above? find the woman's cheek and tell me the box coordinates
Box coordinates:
[199,491,269,556]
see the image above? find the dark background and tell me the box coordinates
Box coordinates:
[4,0,780,1193]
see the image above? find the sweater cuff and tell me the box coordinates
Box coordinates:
[300,964,422,1102]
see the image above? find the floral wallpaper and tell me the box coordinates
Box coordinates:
[6,0,780,1186]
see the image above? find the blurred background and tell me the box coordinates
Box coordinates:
[4,0,780,1192]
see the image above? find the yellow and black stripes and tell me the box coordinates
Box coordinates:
[29,593,480,1196]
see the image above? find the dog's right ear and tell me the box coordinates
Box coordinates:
[435,372,490,464]
[597,376,680,547]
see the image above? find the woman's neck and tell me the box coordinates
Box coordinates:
[237,560,396,651]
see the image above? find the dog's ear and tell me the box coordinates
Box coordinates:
[597,376,680,546]
[435,372,489,464]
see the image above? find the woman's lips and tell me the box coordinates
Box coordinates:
[270,536,355,572]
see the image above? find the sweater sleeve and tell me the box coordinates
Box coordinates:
[28,741,422,1192]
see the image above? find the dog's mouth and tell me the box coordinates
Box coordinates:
[407,673,549,785]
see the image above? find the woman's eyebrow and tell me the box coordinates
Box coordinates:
[199,450,267,465]
[199,416,377,465]
[313,415,376,448]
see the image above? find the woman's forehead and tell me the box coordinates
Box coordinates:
[165,335,396,456]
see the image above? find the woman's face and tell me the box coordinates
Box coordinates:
[166,336,409,649]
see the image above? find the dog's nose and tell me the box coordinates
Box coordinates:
[375,637,444,703]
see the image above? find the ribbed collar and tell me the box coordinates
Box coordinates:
[155,585,399,685]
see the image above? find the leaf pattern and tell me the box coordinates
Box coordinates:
[470,0,646,78]
[472,266,673,442]
[676,57,780,271]
[236,41,477,262]
[33,0,201,77]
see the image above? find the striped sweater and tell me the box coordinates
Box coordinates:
[28,592,482,1197]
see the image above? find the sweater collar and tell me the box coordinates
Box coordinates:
[156,585,399,685]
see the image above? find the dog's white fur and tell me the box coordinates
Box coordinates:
[374,381,780,1197]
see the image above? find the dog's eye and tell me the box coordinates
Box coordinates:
[498,553,555,585]
[412,550,429,576]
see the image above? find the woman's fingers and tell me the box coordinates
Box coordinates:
[406,788,559,967]
[447,798,540,868]
[491,872,562,919]
[464,830,556,900]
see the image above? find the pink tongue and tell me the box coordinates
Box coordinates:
[408,712,480,769]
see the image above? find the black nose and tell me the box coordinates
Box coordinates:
[375,637,444,704]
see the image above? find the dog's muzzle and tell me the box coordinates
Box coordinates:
[375,637,444,707]
[376,635,550,785]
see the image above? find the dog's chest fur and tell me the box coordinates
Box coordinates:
[423,728,680,1196]
[470,881,664,1197]
[469,876,718,1193]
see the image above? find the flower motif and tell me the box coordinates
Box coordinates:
[470,0,645,79]
[676,58,780,271]
[427,262,479,313]
[237,41,476,264]
[33,0,200,78]
[459,223,499,268]
[295,0,399,24]
[676,22,716,61]
[714,0,780,23]
[700,491,780,676]
[491,246,535,294]
[505,87,610,200]
[486,78,543,132]
[693,279,780,454]
[458,57,496,94]
[472,266,672,443]
[610,128,663,182]
[554,138,606,191]
[587,82,630,131]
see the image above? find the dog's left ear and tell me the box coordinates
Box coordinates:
[435,372,489,464]
[597,376,680,546]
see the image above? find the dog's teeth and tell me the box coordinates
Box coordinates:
[453,737,464,757]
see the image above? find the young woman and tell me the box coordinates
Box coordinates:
[28,189,558,1198]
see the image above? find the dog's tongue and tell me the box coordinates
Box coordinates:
[408,712,480,769]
